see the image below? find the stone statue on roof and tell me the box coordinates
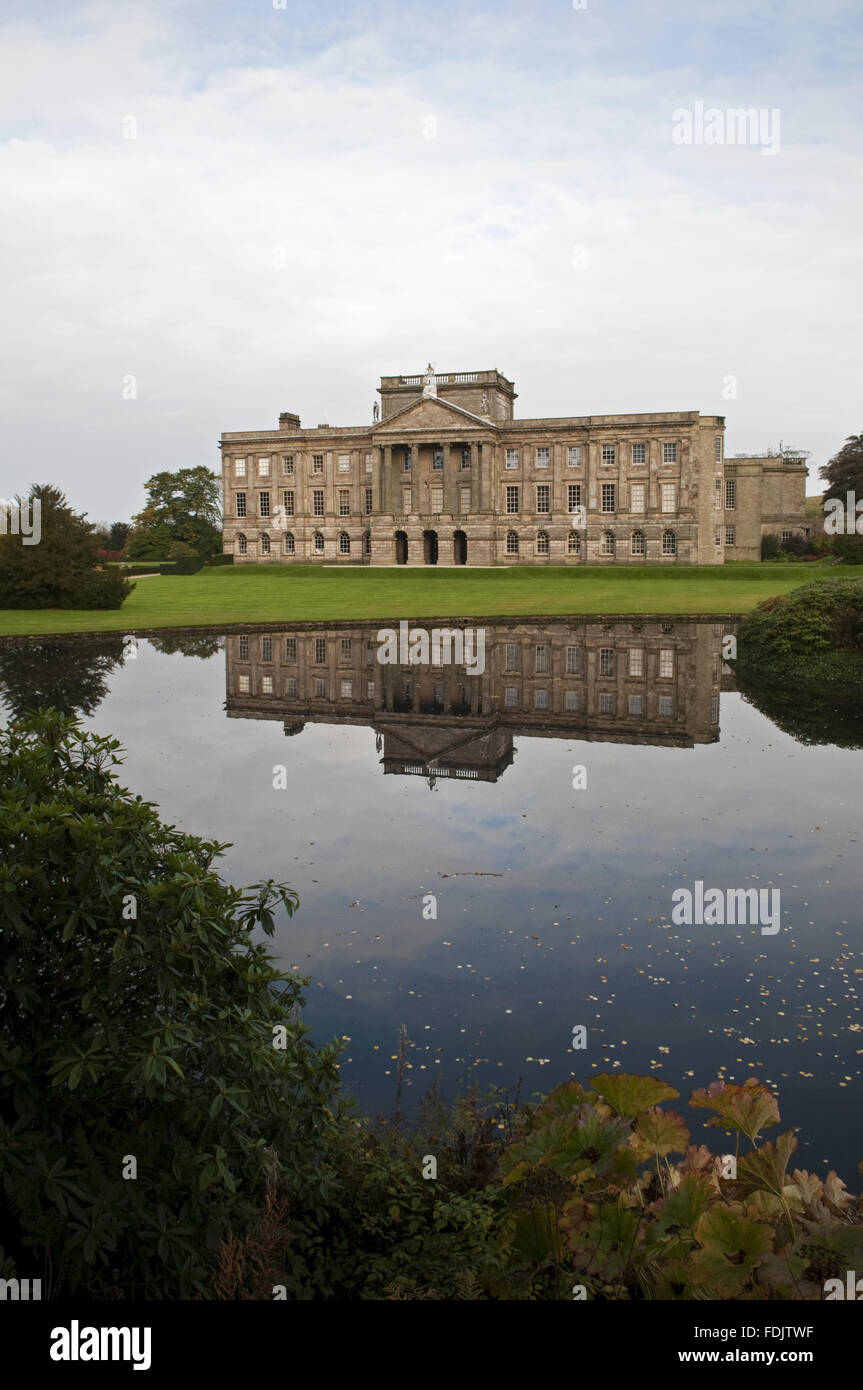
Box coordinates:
[422,363,437,398]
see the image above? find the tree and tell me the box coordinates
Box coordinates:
[821,433,863,562]
[0,485,131,609]
[0,712,344,1298]
[109,521,131,551]
[127,468,221,559]
[0,635,127,720]
[820,432,863,503]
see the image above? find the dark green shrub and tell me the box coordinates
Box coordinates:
[162,557,203,575]
[0,486,130,610]
[0,712,343,1299]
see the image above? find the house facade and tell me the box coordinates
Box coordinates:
[220,366,809,565]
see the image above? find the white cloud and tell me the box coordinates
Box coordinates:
[0,0,860,517]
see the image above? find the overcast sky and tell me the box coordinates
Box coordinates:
[1,0,860,521]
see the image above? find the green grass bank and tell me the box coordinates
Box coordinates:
[2,562,861,637]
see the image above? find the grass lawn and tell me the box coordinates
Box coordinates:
[1,563,860,637]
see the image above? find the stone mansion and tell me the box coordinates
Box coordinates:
[220,366,810,566]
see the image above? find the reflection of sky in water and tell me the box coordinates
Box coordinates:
[5,635,861,1184]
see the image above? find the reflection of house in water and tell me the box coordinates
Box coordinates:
[225,620,734,783]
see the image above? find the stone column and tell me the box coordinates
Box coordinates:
[383,444,393,515]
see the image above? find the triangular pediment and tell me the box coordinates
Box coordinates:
[373,395,494,433]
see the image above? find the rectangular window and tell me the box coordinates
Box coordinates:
[364,487,373,514]
[338,454,350,473]
[313,489,324,516]
[258,458,270,477]
[461,447,471,469]
[628,694,644,715]
[339,489,351,516]
[315,638,326,663]
[365,453,374,473]
[261,675,274,694]
[460,485,471,512]
[601,444,616,466]
[238,636,249,659]
[659,649,674,678]
[314,677,326,698]
[367,680,375,699]
[711,695,719,722]
[402,486,412,513]
[283,490,294,515]
[261,637,273,662]
[238,673,250,693]
[506,485,519,513]
[536,484,550,513]
[259,491,270,517]
[282,455,294,474]
[566,645,581,674]
[601,483,616,513]
[632,443,646,464]
[312,454,324,473]
[340,679,353,698]
[630,482,645,513]
[505,643,519,672]
[725,479,736,509]
[431,486,443,514]
[658,694,674,717]
[725,525,735,546]
[236,492,246,518]
[629,648,644,676]
[715,527,722,547]
[286,677,298,698]
[782,529,792,543]
[715,436,722,462]
[404,450,412,471]
[284,637,297,661]
[536,446,549,468]
[598,692,615,714]
[715,477,722,509]
[432,449,443,470]
[567,483,582,511]
[534,688,549,709]
[599,647,614,675]
[661,483,676,513]
[340,638,352,661]
[564,689,582,711]
[567,446,582,467]
[505,448,519,469]
[504,687,519,708]
[234,459,246,477]
[535,645,549,674]
[663,442,677,463]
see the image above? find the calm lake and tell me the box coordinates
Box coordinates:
[2,616,861,1182]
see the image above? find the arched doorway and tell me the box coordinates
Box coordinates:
[394,531,408,565]
[453,530,467,565]
[423,530,438,565]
